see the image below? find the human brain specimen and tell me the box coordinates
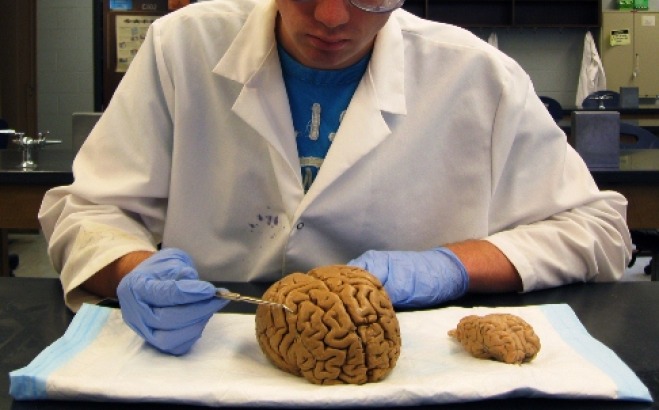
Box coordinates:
[255,265,401,385]
[448,313,541,364]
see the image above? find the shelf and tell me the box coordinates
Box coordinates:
[514,0,600,26]
[402,0,601,28]
[401,0,426,18]
[428,0,512,26]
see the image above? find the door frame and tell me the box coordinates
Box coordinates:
[0,0,37,135]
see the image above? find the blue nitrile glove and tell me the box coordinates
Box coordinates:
[348,247,469,308]
[117,248,229,355]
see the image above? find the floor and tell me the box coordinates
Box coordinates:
[6,232,654,282]
[9,232,58,278]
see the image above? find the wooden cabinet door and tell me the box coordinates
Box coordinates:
[0,0,37,135]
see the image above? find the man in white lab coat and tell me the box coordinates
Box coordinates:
[39,0,631,355]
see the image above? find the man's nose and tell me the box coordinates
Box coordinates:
[314,0,351,28]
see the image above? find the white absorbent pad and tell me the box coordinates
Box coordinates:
[10,303,652,407]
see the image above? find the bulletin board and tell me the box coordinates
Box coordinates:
[113,14,160,73]
[102,10,165,108]
[98,0,195,109]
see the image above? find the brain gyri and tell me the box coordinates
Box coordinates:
[255,265,401,385]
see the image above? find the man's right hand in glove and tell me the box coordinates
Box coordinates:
[116,248,228,355]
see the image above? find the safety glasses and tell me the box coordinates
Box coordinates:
[294,0,406,13]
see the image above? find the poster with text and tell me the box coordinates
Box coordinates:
[115,15,159,72]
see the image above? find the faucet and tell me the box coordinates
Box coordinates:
[587,94,613,110]
[12,131,62,170]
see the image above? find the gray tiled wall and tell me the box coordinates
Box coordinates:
[472,28,585,109]
[37,0,94,150]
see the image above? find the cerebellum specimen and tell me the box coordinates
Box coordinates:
[448,313,541,364]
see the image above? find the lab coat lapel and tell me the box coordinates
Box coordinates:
[212,2,408,216]
[212,0,303,212]
[228,60,299,180]
[301,17,407,205]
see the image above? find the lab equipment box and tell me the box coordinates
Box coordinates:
[570,111,620,171]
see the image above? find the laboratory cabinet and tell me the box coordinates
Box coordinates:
[402,0,601,28]
[600,11,659,98]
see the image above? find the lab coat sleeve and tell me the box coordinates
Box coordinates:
[483,70,630,291]
[39,25,173,311]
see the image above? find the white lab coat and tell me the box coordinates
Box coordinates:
[576,31,607,107]
[488,32,499,49]
[39,0,631,311]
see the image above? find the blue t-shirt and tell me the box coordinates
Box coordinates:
[278,45,370,192]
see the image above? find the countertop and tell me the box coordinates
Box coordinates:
[0,149,74,185]
[1,278,657,409]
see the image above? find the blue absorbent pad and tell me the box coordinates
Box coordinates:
[10,304,652,406]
